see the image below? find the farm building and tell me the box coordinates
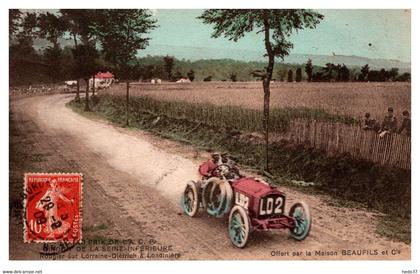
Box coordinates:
[176,77,191,83]
[89,71,115,89]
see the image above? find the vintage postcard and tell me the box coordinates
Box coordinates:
[6,6,413,271]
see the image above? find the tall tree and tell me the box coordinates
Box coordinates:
[37,12,68,49]
[14,12,38,54]
[43,46,63,83]
[230,73,238,82]
[163,55,175,81]
[379,68,387,82]
[96,9,157,80]
[287,69,293,82]
[173,71,183,81]
[359,64,370,82]
[340,64,350,82]
[37,12,68,82]
[305,58,313,82]
[276,69,287,82]
[335,64,342,81]
[60,9,100,101]
[9,9,22,40]
[60,9,99,47]
[396,72,410,82]
[9,11,41,85]
[323,63,335,81]
[199,10,323,171]
[187,69,195,82]
[72,44,98,111]
[388,67,399,81]
[9,11,46,85]
[295,68,302,82]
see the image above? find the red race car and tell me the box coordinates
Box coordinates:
[181,153,311,248]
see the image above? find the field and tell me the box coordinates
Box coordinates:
[107,81,411,122]
[100,82,411,170]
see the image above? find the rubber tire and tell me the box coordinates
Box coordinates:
[202,177,227,217]
[181,180,200,217]
[222,181,233,215]
[288,201,311,241]
[228,205,251,248]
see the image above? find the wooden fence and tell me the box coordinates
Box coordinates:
[275,119,411,170]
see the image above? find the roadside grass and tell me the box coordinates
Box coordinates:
[95,93,357,133]
[68,94,411,244]
[376,215,411,244]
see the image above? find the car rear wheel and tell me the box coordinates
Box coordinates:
[202,177,229,217]
[181,181,200,217]
[228,205,250,248]
[288,201,311,241]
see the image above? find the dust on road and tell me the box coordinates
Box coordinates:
[9,94,410,260]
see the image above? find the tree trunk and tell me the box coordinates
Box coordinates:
[75,79,80,102]
[263,54,274,172]
[73,34,80,102]
[81,35,90,47]
[73,33,78,47]
[84,78,90,111]
[262,10,275,172]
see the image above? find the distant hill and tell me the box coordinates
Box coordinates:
[33,39,411,72]
[139,44,411,72]
[284,53,411,72]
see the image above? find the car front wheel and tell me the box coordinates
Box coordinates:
[228,205,250,248]
[288,201,311,241]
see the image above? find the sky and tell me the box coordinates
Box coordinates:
[141,9,411,62]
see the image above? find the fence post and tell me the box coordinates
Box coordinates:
[286,118,410,170]
[126,81,130,126]
[84,78,90,111]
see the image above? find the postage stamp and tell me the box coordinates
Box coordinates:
[23,173,83,243]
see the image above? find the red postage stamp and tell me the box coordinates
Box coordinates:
[23,173,82,243]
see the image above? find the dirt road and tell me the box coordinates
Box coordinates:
[9,94,410,260]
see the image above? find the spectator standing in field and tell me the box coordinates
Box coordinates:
[362,112,379,131]
[379,107,398,137]
[398,110,411,137]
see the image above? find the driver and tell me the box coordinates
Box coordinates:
[198,152,242,179]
